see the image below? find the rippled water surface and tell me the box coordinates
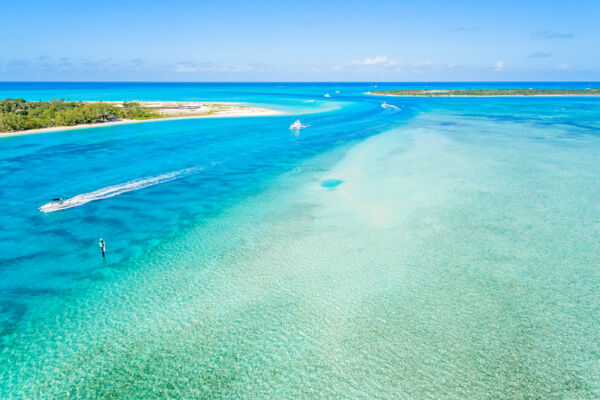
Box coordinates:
[1,82,599,398]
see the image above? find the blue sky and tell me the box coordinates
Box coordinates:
[1,0,598,81]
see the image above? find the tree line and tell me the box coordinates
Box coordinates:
[371,88,600,96]
[0,99,159,132]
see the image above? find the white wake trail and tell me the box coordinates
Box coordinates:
[39,166,205,213]
[381,102,401,110]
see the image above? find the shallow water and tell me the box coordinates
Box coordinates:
[1,83,599,398]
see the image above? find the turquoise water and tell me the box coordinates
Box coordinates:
[1,83,599,398]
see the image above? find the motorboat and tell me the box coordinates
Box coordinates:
[39,197,72,213]
[324,93,331,97]
[381,102,400,110]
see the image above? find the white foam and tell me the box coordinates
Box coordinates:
[39,166,205,213]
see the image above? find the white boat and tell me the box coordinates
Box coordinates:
[289,120,309,130]
[324,93,331,97]
[39,166,205,213]
[39,197,73,213]
[381,102,400,110]
[335,90,340,93]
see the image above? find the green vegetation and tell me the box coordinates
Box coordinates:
[0,99,160,132]
[371,88,600,96]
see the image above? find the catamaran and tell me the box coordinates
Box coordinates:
[289,120,309,130]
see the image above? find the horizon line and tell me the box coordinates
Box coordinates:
[1,80,599,84]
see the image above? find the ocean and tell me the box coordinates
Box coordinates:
[1,82,599,398]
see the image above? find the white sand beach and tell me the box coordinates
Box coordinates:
[0,101,282,138]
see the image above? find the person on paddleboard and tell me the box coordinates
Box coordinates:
[99,238,106,258]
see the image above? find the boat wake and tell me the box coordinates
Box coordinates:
[39,166,205,213]
[381,102,401,110]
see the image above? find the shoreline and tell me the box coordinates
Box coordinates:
[368,92,600,98]
[0,101,283,138]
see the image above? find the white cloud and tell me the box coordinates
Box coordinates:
[340,56,432,73]
[350,56,399,67]
[494,60,504,72]
[175,62,253,73]
[175,63,204,73]
[556,63,570,70]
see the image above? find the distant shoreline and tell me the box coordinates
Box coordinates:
[368,88,600,97]
[369,93,600,97]
[0,101,282,138]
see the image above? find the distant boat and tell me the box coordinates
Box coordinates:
[381,102,400,110]
[335,90,340,93]
[324,93,331,97]
[289,119,309,130]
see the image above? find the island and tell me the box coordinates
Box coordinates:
[0,99,281,137]
[369,88,600,97]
